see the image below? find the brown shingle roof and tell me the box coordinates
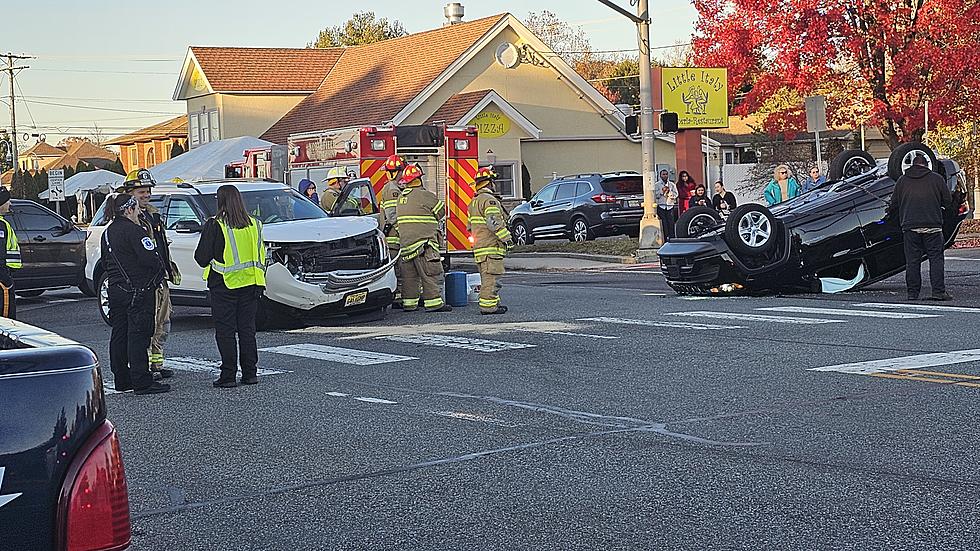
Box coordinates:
[67,140,117,162]
[261,15,505,144]
[425,89,492,125]
[21,141,66,157]
[191,47,343,92]
[105,115,188,146]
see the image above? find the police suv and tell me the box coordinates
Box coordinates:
[84,179,396,328]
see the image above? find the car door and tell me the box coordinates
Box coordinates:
[163,195,208,293]
[551,182,581,231]
[788,189,865,277]
[334,178,381,227]
[9,202,80,288]
[526,183,559,235]
[852,178,904,278]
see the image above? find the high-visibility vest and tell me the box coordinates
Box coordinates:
[202,218,266,289]
[1,217,21,269]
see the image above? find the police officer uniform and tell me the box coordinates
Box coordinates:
[103,194,169,394]
[0,188,22,319]
[395,164,451,312]
[468,167,513,314]
[379,154,405,307]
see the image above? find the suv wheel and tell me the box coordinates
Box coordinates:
[569,217,593,242]
[512,220,532,246]
[98,272,110,325]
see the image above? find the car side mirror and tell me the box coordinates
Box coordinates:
[530,200,543,207]
[53,221,73,236]
[174,219,202,233]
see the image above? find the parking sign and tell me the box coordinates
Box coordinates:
[48,169,65,202]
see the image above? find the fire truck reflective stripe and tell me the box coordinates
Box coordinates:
[447,220,470,251]
[447,158,478,252]
[361,158,388,194]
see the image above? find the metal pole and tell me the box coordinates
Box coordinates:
[814,129,822,172]
[635,0,663,258]
[860,124,866,151]
[924,100,929,145]
[6,55,18,177]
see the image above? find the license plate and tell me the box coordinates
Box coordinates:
[626,200,641,208]
[343,290,369,307]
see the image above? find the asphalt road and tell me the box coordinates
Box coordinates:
[16,249,980,550]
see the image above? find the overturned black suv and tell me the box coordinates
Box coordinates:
[658,143,971,295]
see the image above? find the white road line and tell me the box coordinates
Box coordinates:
[946,256,980,261]
[668,311,844,325]
[643,293,667,297]
[353,396,398,404]
[548,331,621,340]
[809,348,980,375]
[757,306,939,319]
[167,357,289,376]
[431,410,519,428]
[854,302,980,313]
[325,392,350,397]
[260,344,417,365]
[376,334,535,352]
[46,298,80,304]
[579,316,743,330]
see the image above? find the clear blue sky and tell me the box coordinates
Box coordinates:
[1,0,697,144]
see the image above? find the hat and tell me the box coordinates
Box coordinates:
[384,154,405,172]
[0,187,10,207]
[118,168,155,191]
[474,166,498,189]
[398,163,424,185]
[323,166,349,182]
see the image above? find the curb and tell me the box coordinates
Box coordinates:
[506,252,637,264]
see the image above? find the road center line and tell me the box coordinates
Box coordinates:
[669,311,845,325]
[757,306,939,319]
[809,348,980,375]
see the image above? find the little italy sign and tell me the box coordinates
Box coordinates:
[661,67,729,130]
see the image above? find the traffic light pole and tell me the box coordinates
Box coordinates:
[597,0,662,260]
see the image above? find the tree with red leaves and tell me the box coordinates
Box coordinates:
[692,0,980,149]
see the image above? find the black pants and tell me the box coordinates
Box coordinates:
[108,284,155,391]
[657,206,678,239]
[0,277,15,319]
[210,286,260,381]
[903,230,945,296]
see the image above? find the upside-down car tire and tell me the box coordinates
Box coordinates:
[675,206,723,238]
[725,204,779,256]
[828,149,877,181]
[888,142,944,181]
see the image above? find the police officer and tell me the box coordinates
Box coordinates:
[103,193,170,395]
[194,185,266,388]
[117,168,177,380]
[379,154,405,307]
[395,164,451,312]
[468,167,513,314]
[0,188,22,319]
[319,166,349,212]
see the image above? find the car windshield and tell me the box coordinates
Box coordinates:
[201,188,326,224]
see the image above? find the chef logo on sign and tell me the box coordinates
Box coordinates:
[682,85,709,116]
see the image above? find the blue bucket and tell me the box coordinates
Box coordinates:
[445,271,468,307]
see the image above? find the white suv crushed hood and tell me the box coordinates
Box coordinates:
[262,216,379,243]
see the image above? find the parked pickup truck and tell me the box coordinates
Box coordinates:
[0,318,131,551]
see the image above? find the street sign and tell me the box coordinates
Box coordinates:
[48,169,65,202]
[805,95,828,133]
[661,67,729,130]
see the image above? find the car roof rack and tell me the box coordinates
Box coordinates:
[556,173,602,181]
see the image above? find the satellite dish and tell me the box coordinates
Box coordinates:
[495,42,520,69]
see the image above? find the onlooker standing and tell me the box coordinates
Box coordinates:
[677,171,696,214]
[802,166,826,193]
[764,165,801,206]
[688,184,712,209]
[654,169,678,239]
[0,188,22,319]
[711,181,737,216]
[886,155,953,301]
[298,179,319,205]
[195,185,267,387]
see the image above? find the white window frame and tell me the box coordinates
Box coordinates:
[188,109,219,148]
[491,161,518,199]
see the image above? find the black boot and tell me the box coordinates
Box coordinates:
[481,305,509,315]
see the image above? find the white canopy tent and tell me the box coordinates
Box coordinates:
[148,136,273,182]
[37,169,124,200]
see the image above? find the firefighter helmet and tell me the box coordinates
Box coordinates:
[383,154,405,172]
[398,163,424,186]
[118,168,156,191]
[474,166,498,189]
[324,166,349,182]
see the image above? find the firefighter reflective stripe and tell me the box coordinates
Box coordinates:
[473,246,506,258]
[479,297,500,308]
[401,239,438,260]
[203,219,267,289]
[424,297,444,309]
[149,352,164,365]
[403,298,419,309]
[433,201,445,215]
[381,199,399,210]
[2,218,21,269]
[386,236,400,245]
[398,215,438,224]
[495,228,512,241]
[469,215,487,225]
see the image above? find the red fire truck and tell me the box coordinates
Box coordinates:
[286,125,480,254]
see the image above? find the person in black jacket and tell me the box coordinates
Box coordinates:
[711,181,737,216]
[886,155,953,301]
[102,193,170,395]
[688,184,712,209]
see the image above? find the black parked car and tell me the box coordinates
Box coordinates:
[1,318,131,551]
[659,143,971,295]
[509,172,644,244]
[5,199,90,297]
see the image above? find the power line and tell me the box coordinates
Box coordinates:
[14,78,37,128]
[31,68,173,75]
[21,94,176,104]
[14,98,182,115]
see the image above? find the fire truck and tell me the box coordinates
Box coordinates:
[225,145,288,181]
[286,125,480,255]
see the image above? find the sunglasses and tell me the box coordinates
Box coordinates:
[779,171,788,175]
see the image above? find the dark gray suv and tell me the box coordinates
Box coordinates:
[508,172,643,244]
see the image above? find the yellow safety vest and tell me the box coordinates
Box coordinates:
[1,217,21,269]
[202,218,266,289]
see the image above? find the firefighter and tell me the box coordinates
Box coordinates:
[379,154,405,307]
[117,168,177,381]
[395,164,451,312]
[103,193,170,395]
[0,188,22,319]
[319,166,349,212]
[468,167,513,314]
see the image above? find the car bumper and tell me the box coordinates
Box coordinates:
[658,239,748,294]
[594,210,643,233]
[263,259,397,311]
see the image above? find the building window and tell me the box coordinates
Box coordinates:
[146,147,155,166]
[209,111,220,142]
[188,110,220,148]
[492,163,517,198]
[129,146,138,168]
[189,115,200,147]
[724,151,734,165]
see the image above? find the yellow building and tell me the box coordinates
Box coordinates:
[105,115,188,173]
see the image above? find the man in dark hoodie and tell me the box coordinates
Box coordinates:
[886,154,953,301]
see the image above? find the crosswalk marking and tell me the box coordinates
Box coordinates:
[353,396,398,404]
[167,357,289,376]
[579,316,742,330]
[757,306,939,319]
[668,311,844,325]
[853,302,980,313]
[376,334,535,352]
[809,348,980,375]
[260,344,417,365]
[547,331,621,340]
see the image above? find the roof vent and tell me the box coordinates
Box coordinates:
[444,3,464,25]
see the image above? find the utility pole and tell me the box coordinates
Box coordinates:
[3,53,31,180]
[597,0,662,259]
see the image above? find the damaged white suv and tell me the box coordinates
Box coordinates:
[84,179,396,328]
